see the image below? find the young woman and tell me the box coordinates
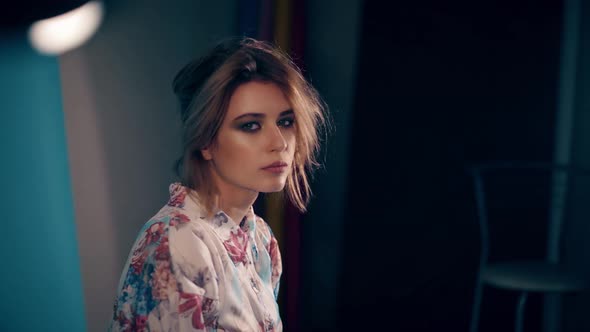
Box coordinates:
[109,37,327,331]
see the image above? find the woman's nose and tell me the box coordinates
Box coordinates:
[268,125,288,152]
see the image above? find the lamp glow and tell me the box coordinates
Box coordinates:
[28,1,104,55]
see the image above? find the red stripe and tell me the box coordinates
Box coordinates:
[258,0,274,41]
[285,1,305,330]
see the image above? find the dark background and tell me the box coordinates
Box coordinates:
[305,1,564,331]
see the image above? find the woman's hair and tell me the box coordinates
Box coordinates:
[172,37,328,214]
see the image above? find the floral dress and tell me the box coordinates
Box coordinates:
[109,183,282,331]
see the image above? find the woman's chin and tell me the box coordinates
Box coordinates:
[260,183,286,193]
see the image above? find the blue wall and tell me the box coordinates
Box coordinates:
[0,32,87,332]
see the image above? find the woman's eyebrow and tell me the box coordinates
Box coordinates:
[232,109,293,121]
[280,109,294,116]
[233,113,264,121]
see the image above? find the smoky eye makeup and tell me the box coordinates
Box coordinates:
[238,121,261,132]
[277,110,295,127]
[233,110,294,132]
[278,117,295,127]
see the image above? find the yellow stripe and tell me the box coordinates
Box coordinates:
[265,191,285,247]
[274,0,291,51]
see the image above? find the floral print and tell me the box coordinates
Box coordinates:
[178,291,205,329]
[222,228,250,266]
[109,183,283,331]
[167,183,187,208]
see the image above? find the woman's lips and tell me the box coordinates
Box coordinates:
[262,165,288,174]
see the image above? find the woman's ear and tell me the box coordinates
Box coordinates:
[201,146,213,160]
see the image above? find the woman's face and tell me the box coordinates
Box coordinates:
[201,81,296,197]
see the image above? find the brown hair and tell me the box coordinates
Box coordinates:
[172,37,328,214]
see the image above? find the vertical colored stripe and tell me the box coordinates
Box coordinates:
[284,200,301,332]
[240,1,305,328]
[0,32,87,332]
[273,0,292,50]
[284,1,305,331]
[264,0,292,301]
[258,0,274,41]
[265,0,292,253]
[265,191,285,250]
[263,0,291,265]
[290,0,306,69]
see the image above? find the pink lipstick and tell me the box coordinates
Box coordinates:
[262,161,288,174]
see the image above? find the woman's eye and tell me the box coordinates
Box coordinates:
[241,122,261,131]
[278,118,295,127]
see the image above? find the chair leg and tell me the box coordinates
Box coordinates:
[470,278,484,332]
[515,291,529,332]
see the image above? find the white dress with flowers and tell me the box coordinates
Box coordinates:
[109,183,283,332]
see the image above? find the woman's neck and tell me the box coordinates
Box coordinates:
[207,163,259,223]
[214,189,258,224]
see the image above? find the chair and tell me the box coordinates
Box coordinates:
[467,162,590,332]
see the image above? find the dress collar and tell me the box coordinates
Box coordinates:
[167,182,257,242]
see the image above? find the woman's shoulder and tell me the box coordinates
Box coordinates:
[253,214,273,236]
[252,214,280,252]
[110,206,214,330]
[126,190,212,265]
[125,206,196,266]
[143,182,212,234]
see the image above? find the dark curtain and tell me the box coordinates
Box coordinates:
[335,1,563,331]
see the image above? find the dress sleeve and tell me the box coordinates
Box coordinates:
[262,220,283,300]
[109,218,220,332]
